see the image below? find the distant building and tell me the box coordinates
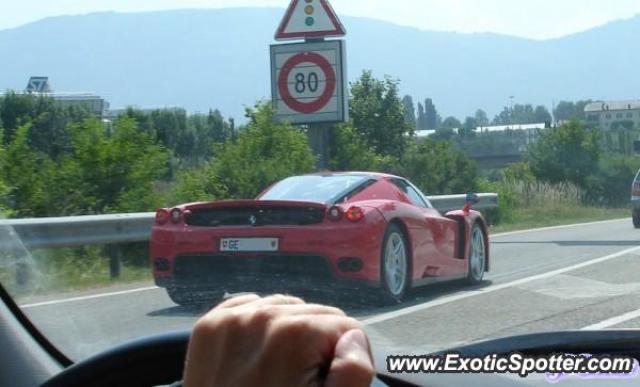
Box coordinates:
[584,100,640,130]
[416,122,547,142]
[19,76,110,117]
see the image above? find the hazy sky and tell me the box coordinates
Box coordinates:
[2,0,640,39]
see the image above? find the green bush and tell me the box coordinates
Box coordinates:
[397,138,477,195]
[584,154,640,206]
[171,104,315,202]
[329,123,397,172]
[526,120,600,187]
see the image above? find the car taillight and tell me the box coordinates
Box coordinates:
[345,206,364,222]
[633,182,640,196]
[170,208,182,224]
[327,206,343,221]
[155,209,169,225]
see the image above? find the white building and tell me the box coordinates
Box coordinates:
[584,100,640,130]
[19,76,109,117]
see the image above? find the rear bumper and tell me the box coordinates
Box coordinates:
[150,215,387,291]
[153,254,376,294]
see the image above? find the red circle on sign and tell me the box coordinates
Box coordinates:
[278,52,336,114]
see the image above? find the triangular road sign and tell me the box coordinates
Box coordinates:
[275,0,346,40]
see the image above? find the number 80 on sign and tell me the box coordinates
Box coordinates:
[270,40,348,124]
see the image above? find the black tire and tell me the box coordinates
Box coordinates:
[379,223,410,304]
[466,222,487,284]
[166,287,223,307]
[633,211,640,229]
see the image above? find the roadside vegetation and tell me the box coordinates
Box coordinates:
[0,71,636,293]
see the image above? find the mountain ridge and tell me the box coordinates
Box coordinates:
[1,8,639,121]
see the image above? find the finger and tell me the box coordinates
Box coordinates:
[263,315,363,365]
[241,294,305,308]
[325,329,375,387]
[215,293,261,309]
[253,304,347,318]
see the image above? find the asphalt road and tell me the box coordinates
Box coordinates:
[18,218,640,363]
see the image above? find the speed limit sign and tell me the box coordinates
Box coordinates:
[270,40,348,124]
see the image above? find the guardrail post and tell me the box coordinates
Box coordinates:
[15,255,29,290]
[108,245,121,279]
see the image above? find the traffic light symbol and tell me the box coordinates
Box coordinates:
[305,0,315,26]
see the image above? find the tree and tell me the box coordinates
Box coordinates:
[176,104,315,201]
[574,100,592,121]
[0,92,89,159]
[349,71,411,157]
[526,120,600,187]
[2,124,57,217]
[396,138,477,195]
[329,123,396,172]
[553,101,575,122]
[430,128,455,142]
[534,105,552,123]
[424,98,438,130]
[59,117,170,214]
[493,107,511,125]
[441,116,461,130]
[401,95,416,131]
[416,102,426,130]
[186,109,235,166]
[460,116,477,137]
[511,104,534,124]
[585,154,640,206]
[474,109,489,127]
[553,100,591,122]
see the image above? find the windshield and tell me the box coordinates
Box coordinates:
[259,174,371,203]
[1,1,640,383]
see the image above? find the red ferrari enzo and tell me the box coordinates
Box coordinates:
[150,172,489,305]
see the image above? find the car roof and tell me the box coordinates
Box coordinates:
[300,171,400,179]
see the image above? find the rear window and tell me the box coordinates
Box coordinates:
[259,175,371,203]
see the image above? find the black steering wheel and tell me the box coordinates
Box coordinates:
[42,330,413,387]
[42,331,191,387]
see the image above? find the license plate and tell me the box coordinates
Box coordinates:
[219,238,279,252]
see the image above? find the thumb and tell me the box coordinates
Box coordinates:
[325,329,375,387]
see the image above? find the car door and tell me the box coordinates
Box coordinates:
[391,179,462,277]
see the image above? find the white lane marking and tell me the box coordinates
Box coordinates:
[582,308,640,330]
[517,274,640,300]
[362,246,640,326]
[491,218,627,238]
[20,286,159,309]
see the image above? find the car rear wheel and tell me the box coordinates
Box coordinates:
[467,223,486,284]
[380,224,410,304]
[166,287,222,307]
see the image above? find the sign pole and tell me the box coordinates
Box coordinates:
[308,123,330,170]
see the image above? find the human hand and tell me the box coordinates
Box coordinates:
[183,294,374,387]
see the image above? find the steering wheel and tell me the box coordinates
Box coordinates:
[42,330,412,387]
[42,331,191,387]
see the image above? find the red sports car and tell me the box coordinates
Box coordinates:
[150,172,490,305]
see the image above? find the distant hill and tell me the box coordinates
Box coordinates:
[1,8,640,121]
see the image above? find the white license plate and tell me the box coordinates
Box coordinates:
[219,238,279,252]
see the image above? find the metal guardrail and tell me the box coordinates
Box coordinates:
[1,213,154,249]
[428,193,499,213]
[0,194,497,285]
[0,194,498,250]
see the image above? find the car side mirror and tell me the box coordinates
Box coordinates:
[466,192,479,205]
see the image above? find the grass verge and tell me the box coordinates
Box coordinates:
[489,205,629,234]
[1,246,152,300]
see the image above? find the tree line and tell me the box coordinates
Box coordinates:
[0,70,634,222]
